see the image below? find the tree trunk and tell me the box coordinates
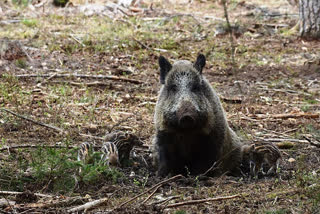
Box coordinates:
[299,0,320,39]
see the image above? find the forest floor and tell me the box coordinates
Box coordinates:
[0,0,320,213]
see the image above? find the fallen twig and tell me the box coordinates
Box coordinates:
[152,196,180,205]
[303,136,320,148]
[117,174,183,208]
[18,41,33,62]
[133,38,151,50]
[250,112,320,119]
[254,137,309,144]
[283,128,299,134]
[14,74,144,84]
[257,87,312,96]
[1,108,64,133]
[38,73,58,87]
[117,7,132,17]
[137,101,156,107]
[141,185,161,204]
[67,197,109,213]
[69,34,86,47]
[0,191,52,198]
[153,48,170,53]
[12,196,85,210]
[199,162,218,177]
[165,194,241,208]
[0,20,21,25]
[46,81,114,88]
[0,144,80,152]
[79,133,105,140]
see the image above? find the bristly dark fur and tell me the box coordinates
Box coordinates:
[153,54,243,177]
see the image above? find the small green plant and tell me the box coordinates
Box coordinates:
[22,19,38,28]
[15,58,27,68]
[194,175,200,189]
[174,210,187,214]
[79,163,122,185]
[306,125,320,140]
[141,174,149,188]
[264,209,290,214]
[53,0,69,7]
[133,178,141,186]
[305,99,318,104]
[294,154,320,210]
[29,145,80,193]
[12,0,30,6]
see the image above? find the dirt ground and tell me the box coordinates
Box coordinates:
[0,0,320,213]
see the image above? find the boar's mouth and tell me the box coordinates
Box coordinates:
[164,111,208,131]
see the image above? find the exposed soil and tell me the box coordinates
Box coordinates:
[0,0,320,213]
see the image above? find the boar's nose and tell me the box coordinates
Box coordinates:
[179,114,195,129]
[177,100,197,129]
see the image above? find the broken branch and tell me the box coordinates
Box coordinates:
[303,136,320,148]
[0,191,52,198]
[254,137,309,144]
[165,194,241,208]
[141,185,161,204]
[250,112,320,119]
[14,74,144,84]
[1,108,64,133]
[117,174,183,208]
[67,198,109,213]
[0,144,77,152]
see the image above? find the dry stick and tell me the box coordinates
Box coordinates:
[250,112,320,119]
[1,108,64,133]
[199,162,218,177]
[165,194,241,208]
[0,144,77,152]
[79,133,105,140]
[0,20,21,25]
[141,185,161,204]
[133,38,171,54]
[2,196,15,213]
[133,38,151,50]
[221,0,236,71]
[67,198,109,213]
[0,142,112,152]
[153,196,180,205]
[303,136,320,148]
[108,115,133,133]
[48,81,111,87]
[254,137,309,144]
[283,128,299,134]
[14,197,82,210]
[69,34,86,47]
[19,41,33,62]
[38,73,58,87]
[0,191,52,198]
[117,7,132,17]
[117,174,183,208]
[166,13,201,25]
[15,74,144,84]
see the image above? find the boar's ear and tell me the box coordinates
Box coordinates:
[159,56,172,84]
[194,54,206,74]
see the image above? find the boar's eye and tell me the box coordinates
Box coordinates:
[191,84,201,93]
[167,84,177,93]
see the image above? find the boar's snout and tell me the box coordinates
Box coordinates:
[177,100,197,129]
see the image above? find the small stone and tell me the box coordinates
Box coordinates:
[288,158,296,163]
